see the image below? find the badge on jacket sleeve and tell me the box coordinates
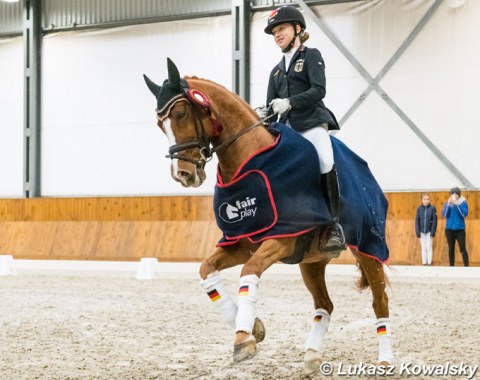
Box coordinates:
[294,59,305,72]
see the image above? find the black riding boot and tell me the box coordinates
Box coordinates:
[320,165,346,257]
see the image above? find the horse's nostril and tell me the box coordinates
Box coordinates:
[178,170,190,179]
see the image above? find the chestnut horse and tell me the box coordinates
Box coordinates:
[143,59,393,375]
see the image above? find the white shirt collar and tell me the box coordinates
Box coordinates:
[284,45,299,70]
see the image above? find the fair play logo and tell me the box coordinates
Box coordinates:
[218,197,258,223]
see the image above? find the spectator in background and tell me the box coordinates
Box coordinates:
[415,194,437,265]
[442,187,469,267]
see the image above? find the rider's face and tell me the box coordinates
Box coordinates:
[271,23,296,50]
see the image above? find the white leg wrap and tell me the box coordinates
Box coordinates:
[305,308,330,352]
[235,274,260,334]
[200,271,238,328]
[376,318,394,363]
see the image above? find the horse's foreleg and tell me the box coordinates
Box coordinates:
[199,245,251,280]
[199,246,252,330]
[356,253,393,365]
[299,260,333,375]
[233,238,295,362]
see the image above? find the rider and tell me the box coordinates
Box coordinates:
[263,5,345,255]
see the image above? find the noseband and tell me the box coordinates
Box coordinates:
[158,89,223,170]
[160,96,274,170]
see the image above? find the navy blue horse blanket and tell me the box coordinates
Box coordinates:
[214,123,389,263]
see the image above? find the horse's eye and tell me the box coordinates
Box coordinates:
[175,111,186,119]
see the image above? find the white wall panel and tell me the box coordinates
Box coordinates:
[335,94,459,191]
[381,0,480,189]
[42,16,230,196]
[0,37,23,197]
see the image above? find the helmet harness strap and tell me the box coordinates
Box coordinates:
[282,22,301,53]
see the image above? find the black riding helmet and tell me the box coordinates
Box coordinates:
[264,6,306,35]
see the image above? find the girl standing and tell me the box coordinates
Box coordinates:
[442,187,469,266]
[415,194,437,265]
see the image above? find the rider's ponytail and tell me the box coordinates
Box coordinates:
[299,31,310,44]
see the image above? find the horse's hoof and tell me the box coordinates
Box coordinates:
[233,335,257,363]
[304,349,322,376]
[252,317,266,343]
[378,360,391,367]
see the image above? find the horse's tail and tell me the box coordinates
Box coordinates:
[355,259,370,290]
[353,251,390,291]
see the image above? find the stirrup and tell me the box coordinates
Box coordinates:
[323,244,343,259]
[322,223,346,258]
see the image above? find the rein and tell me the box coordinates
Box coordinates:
[166,100,276,169]
[211,112,276,155]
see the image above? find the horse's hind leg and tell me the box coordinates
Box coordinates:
[355,253,393,365]
[299,259,333,375]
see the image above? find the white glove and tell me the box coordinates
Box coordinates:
[270,98,291,115]
[255,105,268,118]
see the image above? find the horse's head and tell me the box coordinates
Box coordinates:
[143,58,221,187]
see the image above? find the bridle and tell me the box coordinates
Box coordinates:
[160,98,214,169]
[158,93,275,170]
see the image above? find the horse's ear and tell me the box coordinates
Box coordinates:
[167,57,181,90]
[143,74,161,96]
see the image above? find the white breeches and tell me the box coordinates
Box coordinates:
[300,124,334,174]
[419,232,433,265]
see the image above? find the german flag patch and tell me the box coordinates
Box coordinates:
[207,289,221,302]
[239,285,249,296]
[377,325,387,335]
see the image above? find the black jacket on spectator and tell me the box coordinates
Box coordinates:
[266,45,339,132]
[415,205,438,237]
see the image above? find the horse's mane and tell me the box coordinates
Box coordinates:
[185,76,258,120]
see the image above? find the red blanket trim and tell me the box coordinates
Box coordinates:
[347,244,389,264]
[217,227,316,247]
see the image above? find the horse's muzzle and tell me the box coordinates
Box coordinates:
[172,163,206,188]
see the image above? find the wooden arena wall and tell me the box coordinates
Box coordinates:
[0,191,478,266]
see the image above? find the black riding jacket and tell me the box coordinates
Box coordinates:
[266,45,339,132]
